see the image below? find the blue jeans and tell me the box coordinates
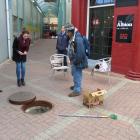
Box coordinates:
[71,65,82,93]
[16,62,26,80]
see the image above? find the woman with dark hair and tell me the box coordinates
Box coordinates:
[12,31,31,87]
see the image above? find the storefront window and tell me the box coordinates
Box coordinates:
[88,6,114,59]
[90,0,114,6]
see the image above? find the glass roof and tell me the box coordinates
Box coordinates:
[33,0,60,17]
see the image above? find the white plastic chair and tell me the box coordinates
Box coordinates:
[50,54,69,76]
[91,57,111,84]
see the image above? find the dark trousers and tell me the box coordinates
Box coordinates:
[57,50,67,66]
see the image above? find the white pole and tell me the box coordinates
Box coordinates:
[6,0,11,59]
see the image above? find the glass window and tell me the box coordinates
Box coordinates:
[19,18,23,33]
[96,0,104,4]
[88,6,114,59]
[90,0,114,6]
[116,0,138,7]
[13,16,18,36]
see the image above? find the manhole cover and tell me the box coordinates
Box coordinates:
[9,91,36,105]
[22,100,53,115]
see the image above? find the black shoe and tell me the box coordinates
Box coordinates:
[17,80,21,87]
[0,90,2,92]
[21,79,25,86]
[70,86,74,90]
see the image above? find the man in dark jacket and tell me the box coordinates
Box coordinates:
[56,26,69,67]
[65,23,88,97]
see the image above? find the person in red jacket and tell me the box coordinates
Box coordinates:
[12,31,31,87]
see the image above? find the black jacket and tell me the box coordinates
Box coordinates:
[12,37,30,62]
[56,32,68,51]
[12,37,20,62]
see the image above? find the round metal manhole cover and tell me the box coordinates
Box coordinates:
[22,100,53,115]
[9,91,36,105]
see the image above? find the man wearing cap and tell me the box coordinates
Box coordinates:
[65,23,88,97]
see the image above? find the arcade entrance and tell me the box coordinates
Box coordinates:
[88,6,114,59]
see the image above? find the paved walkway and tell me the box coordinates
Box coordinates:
[0,39,140,140]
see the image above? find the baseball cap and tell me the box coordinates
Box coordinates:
[64,23,75,31]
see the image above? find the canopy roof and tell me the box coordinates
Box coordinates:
[33,0,60,17]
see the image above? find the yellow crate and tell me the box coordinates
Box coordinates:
[83,89,107,108]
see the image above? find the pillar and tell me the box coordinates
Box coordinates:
[72,0,87,35]
[111,0,140,81]
[126,1,140,80]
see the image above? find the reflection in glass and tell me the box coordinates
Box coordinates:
[90,0,114,6]
[96,0,103,4]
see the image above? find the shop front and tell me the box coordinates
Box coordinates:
[72,0,140,80]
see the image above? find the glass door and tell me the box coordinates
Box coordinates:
[89,6,114,59]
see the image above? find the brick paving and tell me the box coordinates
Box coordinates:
[0,39,140,140]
